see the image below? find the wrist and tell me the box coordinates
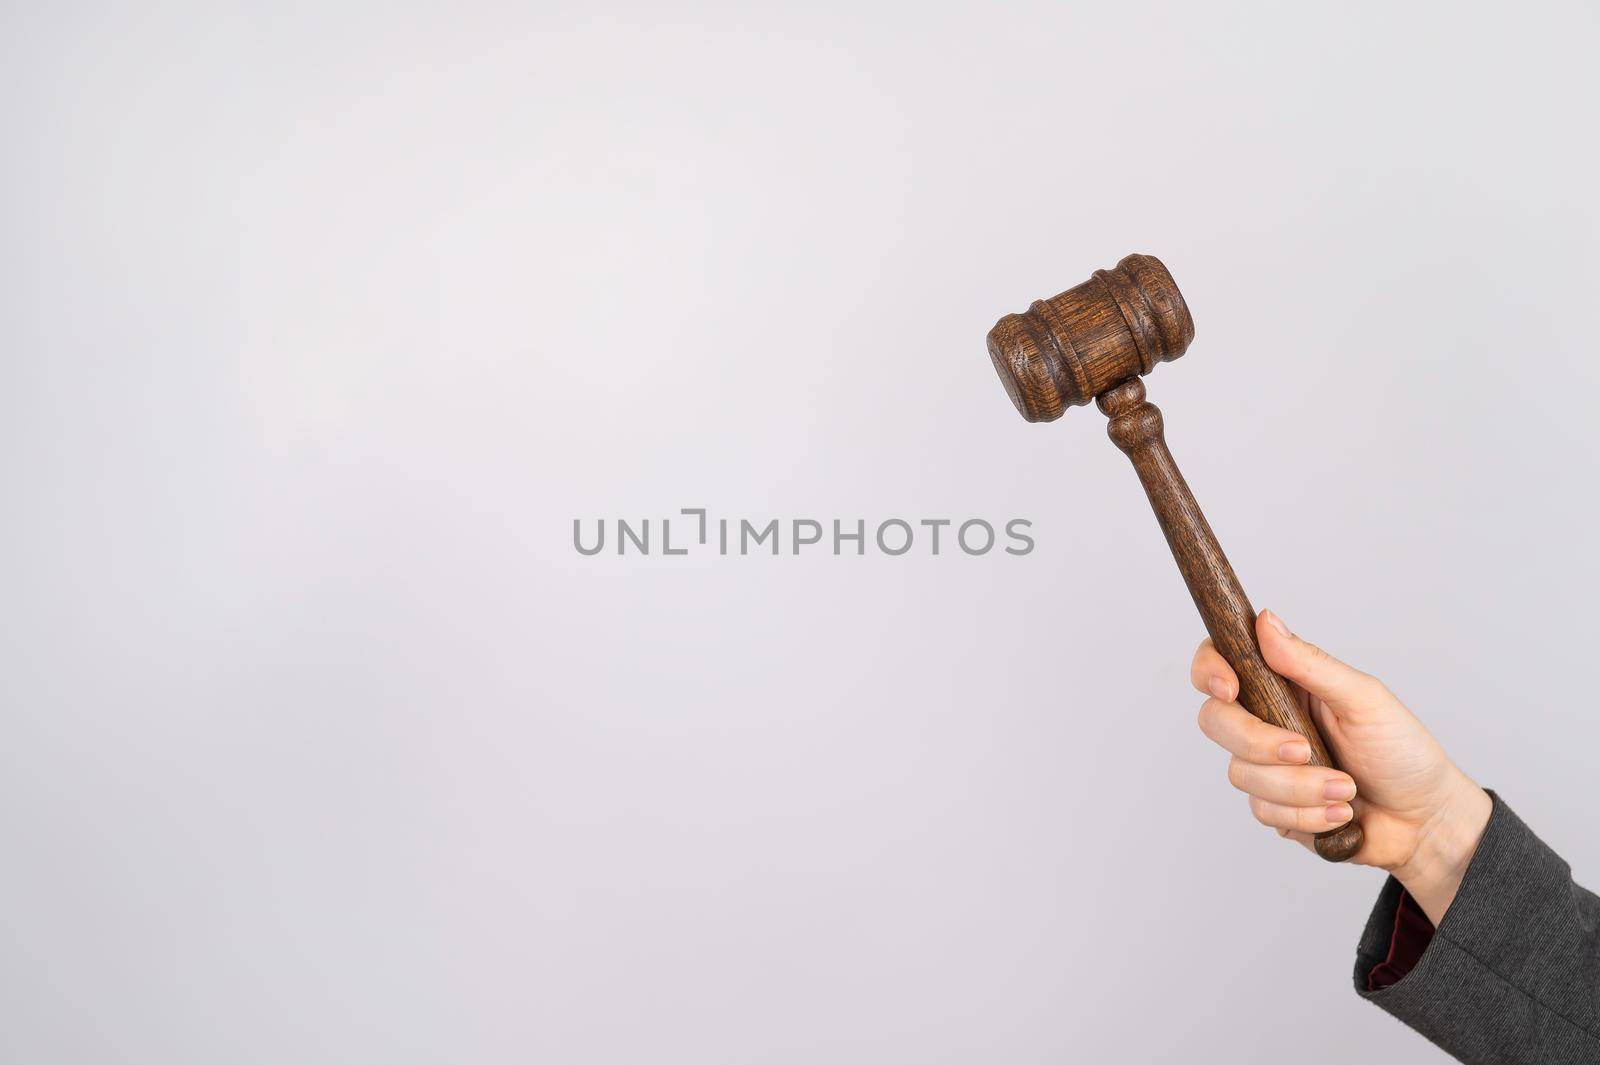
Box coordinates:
[1392,772,1492,927]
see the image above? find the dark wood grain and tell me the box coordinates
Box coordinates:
[986,254,1363,863]
[1098,378,1363,861]
[987,254,1194,422]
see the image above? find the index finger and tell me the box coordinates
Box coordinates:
[1189,638,1239,701]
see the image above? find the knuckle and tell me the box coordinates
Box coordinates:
[1226,757,1249,790]
[1252,732,1282,763]
[1345,672,1389,710]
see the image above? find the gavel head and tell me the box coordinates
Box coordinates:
[987,253,1195,422]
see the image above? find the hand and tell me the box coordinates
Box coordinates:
[1192,609,1492,924]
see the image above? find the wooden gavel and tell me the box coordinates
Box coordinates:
[985,254,1363,862]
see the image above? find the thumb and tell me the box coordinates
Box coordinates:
[1256,609,1382,712]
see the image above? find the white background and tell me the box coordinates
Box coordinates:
[5,2,1598,1061]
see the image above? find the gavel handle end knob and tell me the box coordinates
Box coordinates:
[1314,821,1364,863]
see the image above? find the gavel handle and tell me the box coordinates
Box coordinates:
[1096,378,1364,863]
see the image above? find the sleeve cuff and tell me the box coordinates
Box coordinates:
[1352,791,1509,1003]
[1350,791,1600,1059]
[1364,884,1435,991]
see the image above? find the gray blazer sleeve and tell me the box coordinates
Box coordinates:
[1354,793,1600,1063]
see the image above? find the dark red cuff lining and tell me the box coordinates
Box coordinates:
[1366,888,1435,991]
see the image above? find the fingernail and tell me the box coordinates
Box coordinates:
[1207,676,1230,700]
[1325,803,1353,824]
[1323,778,1357,801]
[1262,609,1292,638]
[1278,741,1311,763]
